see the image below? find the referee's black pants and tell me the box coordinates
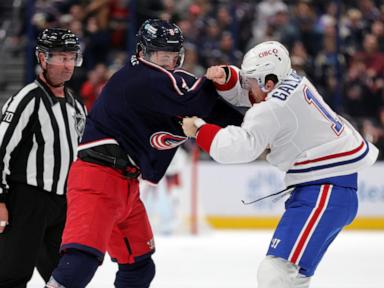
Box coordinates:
[0,183,66,288]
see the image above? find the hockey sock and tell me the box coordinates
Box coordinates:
[257,256,311,288]
[114,256,155,288]
[51,249,99,288]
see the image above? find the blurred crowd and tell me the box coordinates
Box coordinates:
[6,0,384,159]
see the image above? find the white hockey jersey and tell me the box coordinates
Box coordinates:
[196,67,379,186]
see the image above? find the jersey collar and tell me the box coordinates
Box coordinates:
[35,77,75,107]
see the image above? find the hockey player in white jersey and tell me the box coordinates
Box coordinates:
[182,41,378,288]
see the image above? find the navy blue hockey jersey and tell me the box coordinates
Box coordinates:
[79,56,243,183]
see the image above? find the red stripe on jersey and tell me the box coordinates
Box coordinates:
[196,124,222,153]
[214,66,238,91]
[294,141,365,166]
[290,184,331,264]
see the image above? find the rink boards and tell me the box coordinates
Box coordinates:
[197,162,384,230]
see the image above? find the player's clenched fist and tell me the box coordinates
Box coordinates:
[206,65,227,85]
[182,116,207,138]
[182,117,198,137]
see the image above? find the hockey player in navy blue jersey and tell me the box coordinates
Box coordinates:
[45,19,243,288]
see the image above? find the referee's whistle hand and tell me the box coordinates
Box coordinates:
[0,203,9,233]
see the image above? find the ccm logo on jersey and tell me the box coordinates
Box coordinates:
[259,48,278,58]
[150,132,187,150]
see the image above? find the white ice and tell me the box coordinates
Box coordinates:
[30,230,384,288]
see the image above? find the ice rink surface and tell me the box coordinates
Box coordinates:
[30,230,384,288]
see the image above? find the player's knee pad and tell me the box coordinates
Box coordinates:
[257,256,310,288]
[51,249,99,288]
[114,256,155,288]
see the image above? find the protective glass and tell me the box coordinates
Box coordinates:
[177,47,185,68]
[152,49,184,69]
[45,51,83,67]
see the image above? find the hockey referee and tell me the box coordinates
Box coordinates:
[0,28,86,288]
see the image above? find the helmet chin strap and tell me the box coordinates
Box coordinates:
[43,70,65,88]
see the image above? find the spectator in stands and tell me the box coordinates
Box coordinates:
[182,42,205,77]
[216,31,243,67]
[343,8,365,56]
[80,63,108,111]
[109,0,129,50]
[216,5,232,32]
[252,0,288,45]
[199,18,221,66]
[268,4,300,50]
[2,0,384,162]
[371,20,384,52]
[314,18,347,106]
[357,0,381,24]
[292,1,322,58]
[82,16,110,70]
[356,33,384,77]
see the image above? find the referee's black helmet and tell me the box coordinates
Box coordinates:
[36,28,81,53]
[36,28,82,66]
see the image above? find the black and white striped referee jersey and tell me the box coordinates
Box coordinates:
[0,77,87,197]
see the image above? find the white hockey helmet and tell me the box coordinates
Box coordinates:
[240,41,291,88]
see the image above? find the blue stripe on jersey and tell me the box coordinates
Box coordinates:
[287,141,369,174]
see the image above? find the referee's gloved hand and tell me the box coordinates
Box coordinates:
[0,202,9,233]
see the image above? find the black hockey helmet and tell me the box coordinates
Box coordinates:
[36,28,82,66]
[136,19,184,66]
[36,28,80,52]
